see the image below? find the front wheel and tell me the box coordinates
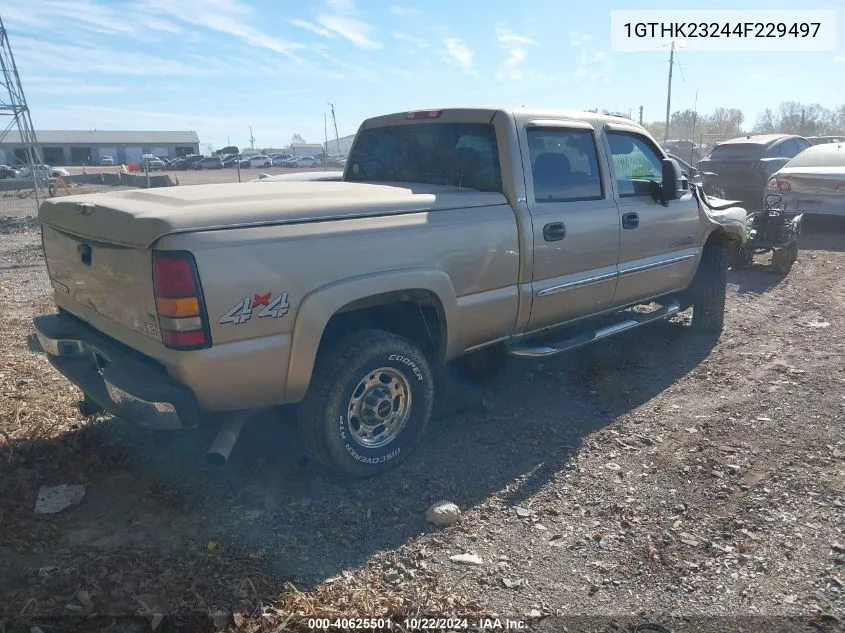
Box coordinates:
[690,242,728,332]
[297,329,434,478]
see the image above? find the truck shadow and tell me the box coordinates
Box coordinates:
[0,318,717,615]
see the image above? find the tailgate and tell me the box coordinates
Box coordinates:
[42,224,162,340]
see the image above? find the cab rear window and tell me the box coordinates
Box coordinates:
[346,123,503,193]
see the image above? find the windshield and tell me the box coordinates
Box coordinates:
[707,143,763,160]
[346,122,502,192]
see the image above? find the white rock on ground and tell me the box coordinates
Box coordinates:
[449,553,484,566]
[426,501,462,526]
[34,484,85,514]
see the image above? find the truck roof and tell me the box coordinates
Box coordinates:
[363,107,649,131]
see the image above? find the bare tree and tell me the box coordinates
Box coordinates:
[669,109,698,139]
[290,133,306,145]
[704,108,745,137]
[753,109,776,134]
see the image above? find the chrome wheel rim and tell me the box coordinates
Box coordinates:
[346,367,412,449]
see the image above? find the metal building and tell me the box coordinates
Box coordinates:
[0,130,200,166]
[323,133,355,156]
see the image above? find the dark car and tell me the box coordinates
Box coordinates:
[195,156,224,170]
[696,134,811,208]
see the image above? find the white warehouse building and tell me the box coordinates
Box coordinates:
[0,130,200,166]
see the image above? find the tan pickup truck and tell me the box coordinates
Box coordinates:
[33,107,746,477]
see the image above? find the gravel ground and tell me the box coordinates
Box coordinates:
[1,200,844,632]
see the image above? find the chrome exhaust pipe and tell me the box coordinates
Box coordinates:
[207,413,248,466]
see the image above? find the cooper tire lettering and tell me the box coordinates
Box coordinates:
[388,354,424,382]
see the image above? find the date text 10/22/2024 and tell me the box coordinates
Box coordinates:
[307,617,532,630]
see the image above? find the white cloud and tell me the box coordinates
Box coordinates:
[25,77,127,95]
[13,38,223,77]
[139,0,306,61]
[315,14,382,50]
[290,18,336,39]
[495,26,539,81]
[1,0,182,42]
[389,6,417,14]
[392,31,430,48]
[834,55,845,63]
[444,38,475,75]
[326,0,356,13]
[570,30,593,47]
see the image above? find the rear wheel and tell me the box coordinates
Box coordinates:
[690,242,728,332]
[297,329,434,478]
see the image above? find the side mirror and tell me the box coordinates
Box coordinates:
[661,157,682,202]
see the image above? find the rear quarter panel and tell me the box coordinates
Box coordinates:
[157,203,521,403]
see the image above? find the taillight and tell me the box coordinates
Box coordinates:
[152,251,211,350]
[765,177,778,191]
[777,180,791,192]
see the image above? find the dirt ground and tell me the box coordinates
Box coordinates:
[1,186,845,633]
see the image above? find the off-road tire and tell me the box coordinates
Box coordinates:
[297,329,434,478]
[771,243,798,275]
[690,242,728,332]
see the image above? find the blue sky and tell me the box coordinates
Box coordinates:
[4,0,844,149]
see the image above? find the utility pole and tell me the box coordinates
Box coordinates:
[800,109,806,135]
[664,40,675,142]
[639,106,643,125]
[690,88,699,164]
[324,112,329,171]
[248,126,255,151]
[328,102,340,154]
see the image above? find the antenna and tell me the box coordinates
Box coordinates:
[248,126,255,150]
[328,102,340,154]
[0,15,47,204]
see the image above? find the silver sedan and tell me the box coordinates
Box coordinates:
[766,142,845,216]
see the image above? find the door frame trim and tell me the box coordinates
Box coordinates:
[536,271,618,297]
[617,252,697,277]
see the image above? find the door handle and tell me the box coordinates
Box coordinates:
[543,222,566,242]
[621,213,639,229]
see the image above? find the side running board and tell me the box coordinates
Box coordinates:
[506,300,681,358]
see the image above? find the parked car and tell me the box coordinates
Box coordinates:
[33,106,746,479]
[144,158,167,172]
[0,165,21,179]
[252,170,343,182]
[666,153,703,187]
[287,156,319,168]
[194,157,224,170]
[807,136,845,145]
[696,134,811,209]
[765,141,844,216]
[222,154,241,167]
[243,155,272,168]
[272,154,293,166]
[100,156,115,166]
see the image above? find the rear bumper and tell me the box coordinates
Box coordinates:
[33,312,199,430]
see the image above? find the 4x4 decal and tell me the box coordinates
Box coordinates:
[218,292,290,325]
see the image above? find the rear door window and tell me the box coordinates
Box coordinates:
[527,128,603,202]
